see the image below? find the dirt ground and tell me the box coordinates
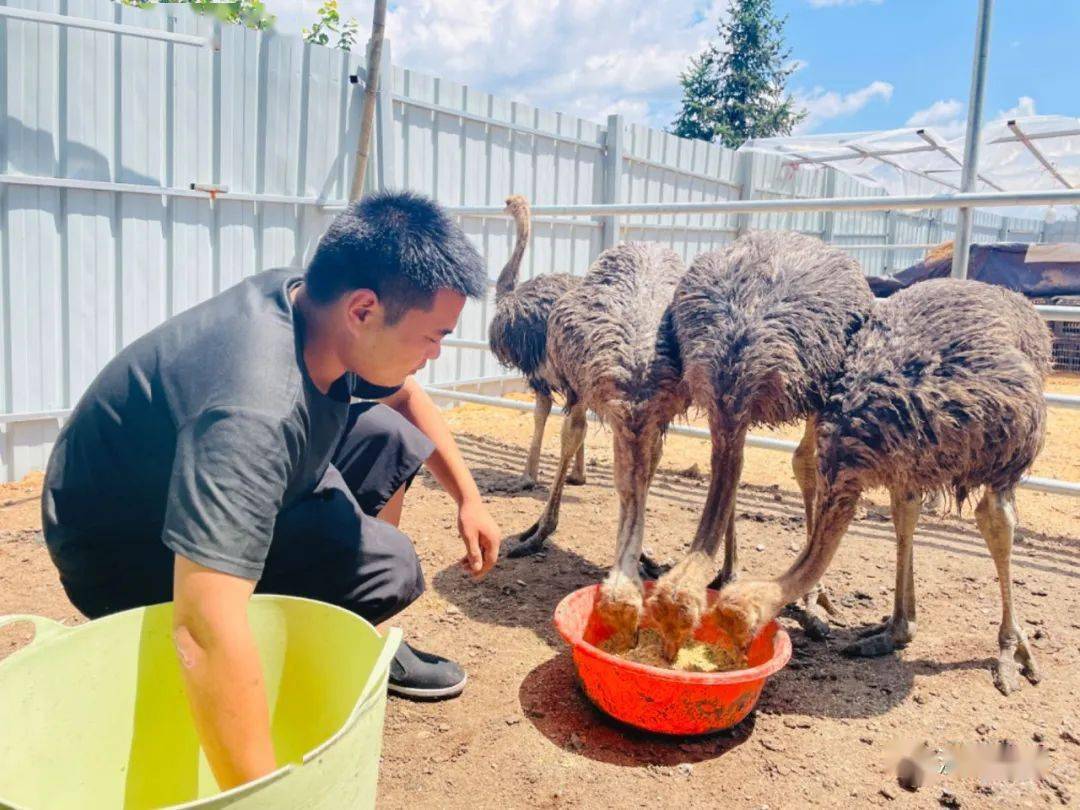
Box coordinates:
[2,377,1079,809]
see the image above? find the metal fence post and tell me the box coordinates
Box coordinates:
[375,39,396,191]
[602,114,624,250]
[735,149,755,236]
[821,167,837,245]
[884,209,898,273]
[929,208,943,247]
[952,0,994,278]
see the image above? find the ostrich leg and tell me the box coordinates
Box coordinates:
[975,488,1040,695]
[638,437,670,581]
[596,431,664,651]
[792,416,819,530]
[568,438,587,486]
[506,403,587,557]
[648,418,746,660]
[842,488,919,657]
[706,502,738,589]
[515,392,552,491]
[785,416,840,640]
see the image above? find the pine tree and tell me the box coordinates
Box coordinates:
[670,52,720,142]
[671,0,805,147]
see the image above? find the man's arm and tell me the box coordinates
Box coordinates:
[172,555,276,790]
[382,377,501,577]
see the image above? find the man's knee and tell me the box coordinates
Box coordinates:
[348,530,426,625]
[335,403,434,516]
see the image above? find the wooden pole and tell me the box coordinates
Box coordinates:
[348,0,387,202]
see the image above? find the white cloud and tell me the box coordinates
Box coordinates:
[997,96,1037,121]
[267,0,730,130]
[906,98,963,127]
[901,95,1037,141]
[807,0,883,7]
[906,98,965,138]
[794,80,894,132]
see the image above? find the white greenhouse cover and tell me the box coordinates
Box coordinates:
[742,115,1080,220]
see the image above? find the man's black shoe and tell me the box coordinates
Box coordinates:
[387,642,467,700]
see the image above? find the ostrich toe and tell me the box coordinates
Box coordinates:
[505,521,553,557]
[841,617,915,658]
[993,633,1040,696]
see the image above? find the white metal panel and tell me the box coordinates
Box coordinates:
[257,31,304,271]
[6,0,64,418]
[2,0,63,479]
[161,5,213,315]
[65,189,116,397]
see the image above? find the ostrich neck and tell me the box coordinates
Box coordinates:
[495,224,530,299]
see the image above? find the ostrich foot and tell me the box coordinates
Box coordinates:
[784,587,842,641]
[646,554,715,660]
[841,617,916,658]
[709,579,784,652]
[505,520,554,558]
[646,584,705,661]
[994,633,1040,696]
[597,574,644,653]
[706,566,738,590]
[638,552,670,581]
[566,472,587,486]
[853,614,897,638]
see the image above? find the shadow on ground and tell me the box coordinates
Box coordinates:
[517,652,756,766]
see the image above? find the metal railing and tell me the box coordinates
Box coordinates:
[426,387,1080,498]
[0,174,347,208]
[450,188,1080,218]
[0,5,216,47]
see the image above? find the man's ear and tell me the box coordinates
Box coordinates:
[345,288,380,325]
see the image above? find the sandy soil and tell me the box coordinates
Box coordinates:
[1,377,1078,808]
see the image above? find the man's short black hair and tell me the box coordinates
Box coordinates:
[305,190,487,323]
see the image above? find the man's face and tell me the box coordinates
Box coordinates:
[340,287,466,386]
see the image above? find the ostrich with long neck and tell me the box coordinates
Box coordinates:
[488,196,585,491]
[507,242,690,643]
[646,231,873,657]
[710,278,1051,695]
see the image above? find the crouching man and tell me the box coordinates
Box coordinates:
[42,191,501,789]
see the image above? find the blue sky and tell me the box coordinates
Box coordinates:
[268,0,1078,137]
[772,0,1079,135]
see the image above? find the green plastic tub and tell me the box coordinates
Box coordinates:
[0,595,401,810]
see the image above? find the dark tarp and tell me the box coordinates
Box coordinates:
[869,243,1080,300]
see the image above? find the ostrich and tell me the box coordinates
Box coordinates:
[488,196,585,490]
[709,278,1051,696]
[646,231,874,657]
[507,242,690,644]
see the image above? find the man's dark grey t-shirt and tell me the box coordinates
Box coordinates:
[43,268,400,581]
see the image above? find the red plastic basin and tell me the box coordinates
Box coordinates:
[553,583,791,735]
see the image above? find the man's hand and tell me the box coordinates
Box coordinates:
[457,497,501,578]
